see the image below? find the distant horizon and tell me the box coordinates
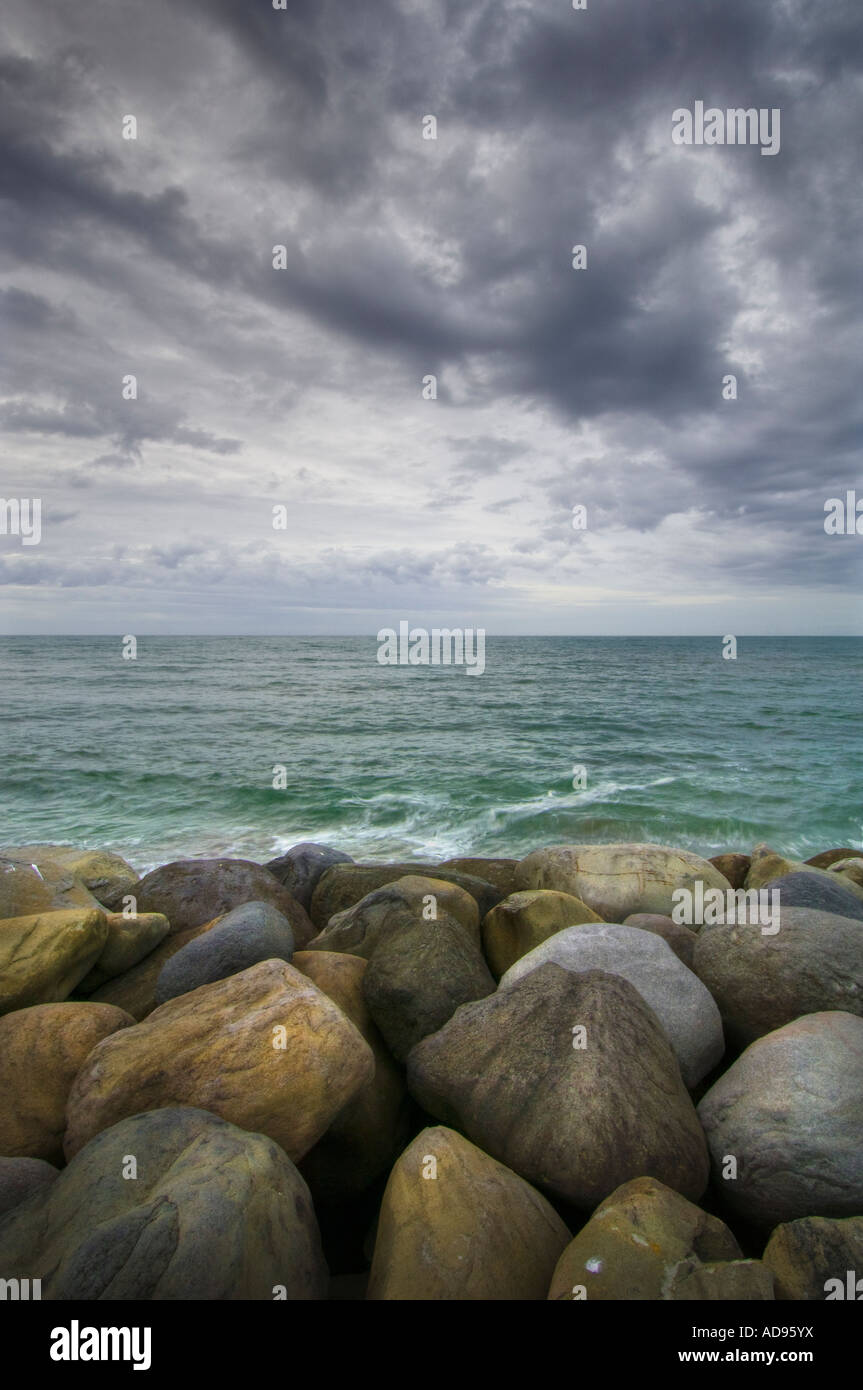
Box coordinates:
[2,631,861,641]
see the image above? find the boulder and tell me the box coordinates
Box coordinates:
[693,906,863,1046]
[0,845,139,911]
[0,1002,134,1163]
[135,857,314,944]
[437,857,521,898]
[828,857,863,890]
[805,847,857,870]
[697,1011,863,1226]
[265,842,354,911]
[667,1260,774,1300]
[86,920,217,1019]
[708,853,750,890]
[499,924,724,1088]
[64,959,374,1163]
[293,950,408,1203]
[622,913,697,970]
[154,900,295,1004]
[310,862,502,930]
[0,1157,58,1218]
[78,912,171,991]
[763,1216,863,1300]
[0,857,100,918]
[747,846,863,904]
[368,1127,570,1300]
[407,963,709,1209]
[482,889,602,979]
[547,1176,743,1300]
[306,877,480,956]
[745,844,798,890]
[515,843,730,923]
[363,913,495,1060]
[763,870,863,923]
[0,1107,327,1299]
[0,909,109,1016]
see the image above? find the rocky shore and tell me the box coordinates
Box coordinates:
[0,838,862,1301]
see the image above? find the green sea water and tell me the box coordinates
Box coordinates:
[0,636,860,874]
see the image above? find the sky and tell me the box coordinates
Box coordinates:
[0,0,861,635]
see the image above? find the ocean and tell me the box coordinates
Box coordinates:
[1,635,860,874]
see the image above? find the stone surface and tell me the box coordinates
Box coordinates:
[265,842,354,911]
[79,912,171,991]
[697,1012,863,1226]
[293,950,408,1203]
[306,877,480,956]
[667,1260,774,1300]
[805,847,857,871]
[1,845,139,911]
[0,909,109,1016]
[0,1002,134,1163]
[310,862,502,930]
[764,869,863,923]
[0,1157,58,1218]
[763,1216,863,1300]
[516,843,731,923]
[154,900,295,1003]
[363,912,495,1060]
[482,889,602,979]
[0,1107,328,1299]
[622,913,697,969]
[693,905,863,1046]
[86,921,216,1019]
[0,857,100,918]
[64,959,375,1163]
[368,1126,570,1300]
[547,1176,743,1301]
[708,853,750,890]
[437,857,521,898]
[499,924,724,1088]
[747,846,863,903]
[135,857,315,944]
[407,963,709,1209]
[828,858,863,890]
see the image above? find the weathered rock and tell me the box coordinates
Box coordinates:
[693,906,863,1046]
[0,1157,58,1218]
[64,959,374,1163]
[306,877,480,956]
[310,862,502,930]
[438,857,521,898]
[697,1012,863,1226]
[828,857,863,890]
[368,1126,570,1300]
[516,843,730,923]
[0,1107,328,1299]
[747,847,863,903]
[0,845,140,912]
[363,913,495,1060]
[622,913,697,970]
[0,909,109,1017]
[0,1002,134,1163]
[135,857,315,944]
[293,950,408,1203]
[86,921,216,1019]
[764,870,863,923]
[708,853,750,890]
[667,1259,774,1300]
[763,1216,863,1299]
[78,912,171,991]
[154,900,295,1003]
[745,844,798,889]
[265,842,354,911]
[482,889,602,979]
[805,847,857,871]
[547,1176,743,1300]
[407,963,709,1209]
[500,924,724,1088]
[0,857,100,918]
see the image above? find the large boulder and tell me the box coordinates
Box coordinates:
[0,1002,134,1163]
[547,1176,744,1301]
[515,843,730,923]
[310,863,502,930]
[367,1127,570,1300]
[437,857,521,898]
[1,845,139,911]
[64,960,375,1163]
[293,950,408,1204]
[806,847,857,870]
[828,858,863,890]
[762,870,863,923]
[154,900,295,1004]
[622,914,697,970]
[264,842,354,911]
[407,963,709,1209]
[86,920,217,1019]
[693,906,863,1046]
[307,877,480,956]
[746,845,863,904]
[499,924,724,1088]
[0,1107,327,1299]
[708,854,750,890]
[0,858,100,918]
[78,912,170,991]
[697,1011,863,1226]
[763,1216,863,1300]
[482,889,602,979]
[0,1157,58,1218]
[363,913,495,1060]
[0,909,109,1016]
[135,858,314,944]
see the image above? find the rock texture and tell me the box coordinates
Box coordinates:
[482,889,602,979]
[265,843,354,910]
[0,909,109,1016]
[310,862,502,930]
[515,843,731,922]
[154,900,295,1003]
[79,912,171,991]
[0,1156,58,1218]
[135,857,315,943]
[763,1216,863,1300]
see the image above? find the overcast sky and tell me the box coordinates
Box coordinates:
[1,0,861,635]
